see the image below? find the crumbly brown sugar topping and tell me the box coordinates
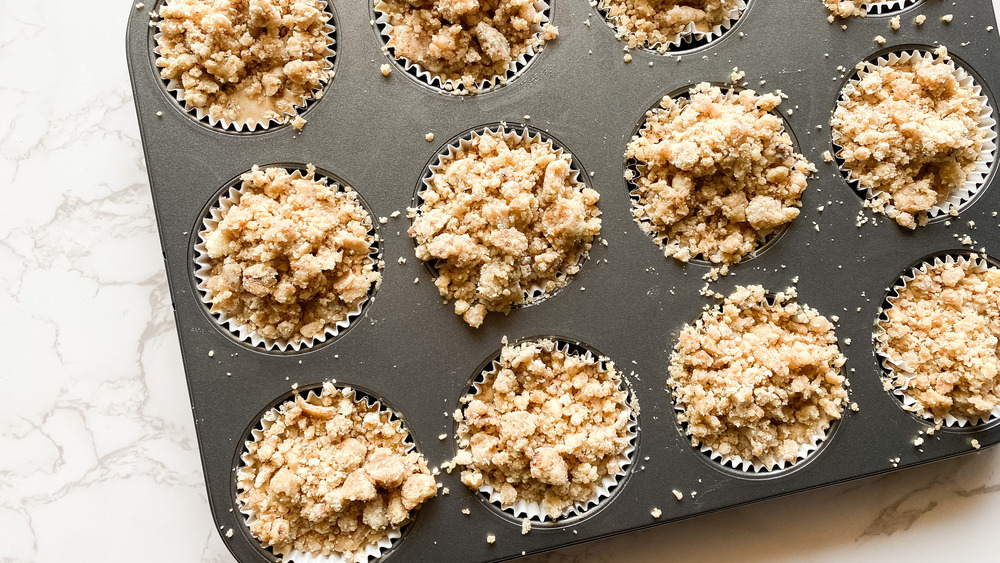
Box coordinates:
[453,340,633,519]
[599,0,740,51]
[201,165,379,344]
[832,50,986,229]
[668,285,848,468]
[626,83,813,265]
[238,383,437,561]
[156,0,333,126]
[377,0,558,92]
[824,0,865,19]
[878,258,1000,422]
[409,129,601,328]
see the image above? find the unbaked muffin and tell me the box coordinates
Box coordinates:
[450,339,634,519]
[409,127,601,328]
[832,48,989,229]
[626,83,813,265]
[156,0,334,128]
[669,285,848,469]
[198,165,379,347]
[238,383,437,561]
[877,256,1000,423]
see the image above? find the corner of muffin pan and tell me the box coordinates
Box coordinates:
[830,44,999,225]
[593,0,752,56]
[409,122,599,311]
[229,382,425,563]
[452,335,641,528]
[146,0,339,134]
[872,248,1000,432]
[188,163,384,355]
[623,82,801,267]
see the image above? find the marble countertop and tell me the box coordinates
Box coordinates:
[4,2,1000,562]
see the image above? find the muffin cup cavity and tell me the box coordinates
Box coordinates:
[863,0,922,16]
[412,124,597,315]
[194,166,382,352]
[457,338,638,523]
[236,385,418,562]
[596,0,748,54]
[875,252,1000,428]
[152,0,337,132]
[833,49,997,223]
[373,0,551,95]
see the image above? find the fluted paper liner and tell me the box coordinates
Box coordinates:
[457,340,638,522]
[874,253,1000,427]
[194,168,379,352]
[153,1,336,132]
[415,125,595,308]
[597,0,747,53]
[237,386,415,562]
[373,0,550,94]
[626,87,798,262]
[862,0,921,16]
[833,49,997,222]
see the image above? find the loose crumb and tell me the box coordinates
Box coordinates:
[624,53,632,63]
[425,132,434,142]
[971,439,981,449]
[380,63,392,77]
[890,16,900,30]
[521,518,531,535]
[941,14,953,23]
[486,534,496,545]
[626,83,814,265]
[874,35,886,45]
[913,437,924,447]
[915,14,926,26]
[410,128,601,327]
[650,507,662,518]
[237,382,437,559]
[453,339,633,519]
[225,528,233,538]
[669,285,848,467]
[672,489,683,500]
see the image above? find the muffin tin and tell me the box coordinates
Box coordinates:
[126,0,1000,561]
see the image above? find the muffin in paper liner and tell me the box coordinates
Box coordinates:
[373,0,552,94]
[453,339,639,522]
[194,166,381,352]
[624,86,803,265]
[669,288,849,474]
[874,253,1000,428]
[832,49,997,225]
[410,124,599,322]
[236,384,424,562]
[153,0,337,132]
[596,0,748,54]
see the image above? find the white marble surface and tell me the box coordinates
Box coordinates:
[2,2,1000,562]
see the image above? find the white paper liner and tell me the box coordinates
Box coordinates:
[833,49,997,223]
[456,340,639,522]
[416,124,594,308]
[194,168,379,352]
[373,0,550,94]
[874,253,1000,428]
[596,0,747,53]
[625,87,797,263]
[862,0,921,16]
[152,0,336,132]
[236,386,415,562]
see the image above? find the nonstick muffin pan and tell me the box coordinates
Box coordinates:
[126,0,1000,561]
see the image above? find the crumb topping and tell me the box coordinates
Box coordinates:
[832,50,986,229]
[453,339,633,518]
[878,258,1000,422]
[156,0,333,126]
[201,165,379,343]
[377,0,557,91]
[599,0,740,51]
[238,383,437,560]
[824,0,865,19]
[626,83,813,264]
[668,285,848,467]
[409,129,601,327]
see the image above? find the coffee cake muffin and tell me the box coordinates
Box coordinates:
[832,48,989,228]
[669,285,848,469]
[409,128,601,328]
[877,256,1000,423]
[198,165,379,348]
[238,383,437,561]
[451,339,634,519]
[376,0,558,92]
[599,0,742,51]
[155,0,334,128]
[626,83,814,265]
